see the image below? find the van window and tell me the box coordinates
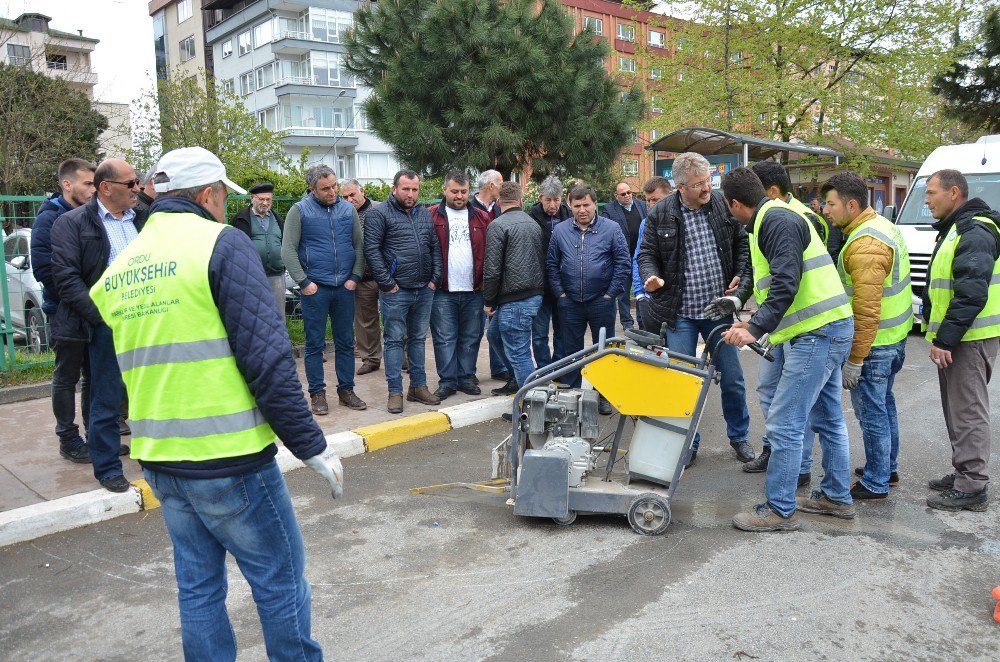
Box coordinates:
[897,175,1000,225]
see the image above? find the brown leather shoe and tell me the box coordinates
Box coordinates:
[387,392,404,414]
[338,388,367,411]
[357,361,380,376]
[310,390,329,415]
[406,385,441,405]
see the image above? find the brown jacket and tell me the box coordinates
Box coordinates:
[840,208,894,363]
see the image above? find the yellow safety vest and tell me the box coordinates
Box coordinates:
[750,199,852,344]
[925,215,1000,343]
[787,196,831,247]
[89,211,277,462]
[837,214,913,346]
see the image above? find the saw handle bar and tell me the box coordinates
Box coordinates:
[706,324,774,363]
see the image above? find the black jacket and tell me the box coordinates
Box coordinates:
[637,190,752,330]
[232,205,284,238]
[526,201,573,254]
[30,193,74,315]
[922,198,1000,350]
[483,209,546,308]
[354,197,377,281]
[49,196,147,342]
[363,195,441,291]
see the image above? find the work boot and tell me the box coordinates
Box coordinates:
[928,473,955,492]
[59,437,91,464]
[457,382,481,395]
[730,440,755,463]
[491,379,518,396]
[927,487,988,512]
[99,474,131,493]
[387,392,404,414]
[406,385,441,405]
[433,386,457,401]
[598,396,613,415]
[743,446,770,473]
[797,490,856,519]
[357,361,380,376]
[850,482,888,500]
[855,466,900,485]
[732,503,801,532]
[310,390,329,415]
[338,388,367,411]
[119,416,131,436]
[797,472,811,488]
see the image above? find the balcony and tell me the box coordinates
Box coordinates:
[279,126,360,148]
[49,65,98,86]
[274,76,356,98]
[271,29,349,56]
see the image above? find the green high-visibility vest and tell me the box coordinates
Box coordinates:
[787,195,831,247]
[89,211,277,462]
[837,214,913,346]
[925,215,1000,343]
[750,198,852,344]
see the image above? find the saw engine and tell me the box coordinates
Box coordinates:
[520,386,602,488]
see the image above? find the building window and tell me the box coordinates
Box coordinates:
[618,57,636,73]
[310,51,352,87]
[222,39,233,58]
[617,24,635,42]
[677,37,687,52]
[238,30,251,56]
[309,8,354,43]
[355,105,368,130]
[651,96,663,113]
[177,0,193,23]
[153,10,167,79]
[239,71,254,96]
[7,44,30,66]
[651,129,661,141]
[621,158,639,177]
[220,78,234,95]
[650,67,662,80]
[180,36,196,62]
[583,16,602,35]
[731,51,743,63]
[677,71,684,81]
[257,106,277,130]
[253,20,274,48]
[628,127,638,144]
[649,31,665,47]
[619,90,628,102]
[255,62,275,89]
[46,53,68,70]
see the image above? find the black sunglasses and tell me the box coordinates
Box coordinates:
[107,179,140,188]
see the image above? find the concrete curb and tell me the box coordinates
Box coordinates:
[0,381,52,405]
[0,395,513,548]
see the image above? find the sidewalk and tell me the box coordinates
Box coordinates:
[0,336,510,514]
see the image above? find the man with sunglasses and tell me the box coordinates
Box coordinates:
[50,158,147,493]
[602,182,647,330]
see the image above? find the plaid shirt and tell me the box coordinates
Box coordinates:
[679,202,725,318]
[96,197,138,266]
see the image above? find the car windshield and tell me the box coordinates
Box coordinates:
[896,174,1000,225]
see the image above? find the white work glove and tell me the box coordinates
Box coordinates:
[703,296,742,320]
[304,453,345,499]
[842,361,863,390]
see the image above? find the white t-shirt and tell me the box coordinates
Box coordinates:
[445,206,474,291]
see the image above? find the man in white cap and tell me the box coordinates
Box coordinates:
[88,146,342,660]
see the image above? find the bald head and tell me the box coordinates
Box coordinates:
[94,158,138,215]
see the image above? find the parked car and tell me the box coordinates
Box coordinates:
[2,228,48,352]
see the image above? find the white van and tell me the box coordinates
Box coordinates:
[886,135,1000,320]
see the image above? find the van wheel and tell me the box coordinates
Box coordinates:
[26,308,48,353]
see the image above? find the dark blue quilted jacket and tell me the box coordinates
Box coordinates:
[363,196,441,291]
[30,193,73,315]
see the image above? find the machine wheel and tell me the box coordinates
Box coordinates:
[552,511,577,526]
[627,493,671,536]
[26,308,48,354]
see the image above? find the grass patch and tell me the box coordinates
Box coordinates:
[285,316,332,347]
[0,348,55,387]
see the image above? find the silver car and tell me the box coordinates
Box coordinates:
[2,228,48,352]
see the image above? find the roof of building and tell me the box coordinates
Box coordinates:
[646,127,843,160]
[0,13,100,43]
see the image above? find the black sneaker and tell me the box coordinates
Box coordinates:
[433,386,457,401]
[684,449,698,468]
[927,487,988,512]
[797,472,811,488]
[742,447,770,473]
[491,379,518,396]
[928,473,955,492]
[731,440,755,463]
[850,481,888,500]
[119,444,130,457]
[457,382,481,395]
[59,438,91,464]
[99,474,131,493]
[598,397,613,415]
[854,466,900,485]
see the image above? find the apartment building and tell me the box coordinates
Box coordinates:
[149,0,212,82]
[202,0,399,183]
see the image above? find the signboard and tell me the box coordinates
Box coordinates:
[653,154,741,189]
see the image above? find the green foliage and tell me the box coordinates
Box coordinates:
[344,0,643,178]
[130,69,294,184]
[933,8,1000,133]
[0,63,107,195]
[649,1,967,163]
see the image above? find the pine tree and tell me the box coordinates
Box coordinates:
[344,0,643,179]
[933,8,1000,133]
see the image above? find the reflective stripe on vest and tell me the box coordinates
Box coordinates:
[926,215,1000,343]
[750,199,852,344]
[836,215,913,346]
[89,212,277,462]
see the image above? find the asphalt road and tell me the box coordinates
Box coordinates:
[2,334,999,661]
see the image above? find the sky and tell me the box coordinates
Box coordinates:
[4,0,156,106]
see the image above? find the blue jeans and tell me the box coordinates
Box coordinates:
[144,461,322,661]
[431,289,485,390]
[557,296,615,388]
[764,318,854,517]
[666,315,751,450]
[758,343,816,473]
[487,295,541,387]
[617,292,634,329]
[531,298,565,368]
[88,323,124,481]
[380,286,434,393]
[851,340,905,493]
[301,283,355,394]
